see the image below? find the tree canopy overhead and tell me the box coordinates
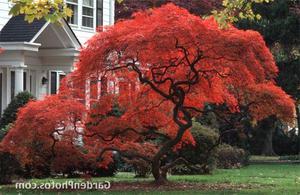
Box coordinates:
[10,0,272,26]
[115,0,223,20]
[116,0,273,27]
[1,4,295,183]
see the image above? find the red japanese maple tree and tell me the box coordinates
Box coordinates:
[0,95,99,177]
[71,4,294,182]
[1,4,295,183]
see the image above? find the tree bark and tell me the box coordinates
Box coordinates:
[296,103,300,155]
[151,124,192,184]
[151,160,167,184]
[261,117,277,156]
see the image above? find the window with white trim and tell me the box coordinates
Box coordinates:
[50,71,66,94]
[82,0,94,28]
[67,0,78,25]
[96,0,103,26]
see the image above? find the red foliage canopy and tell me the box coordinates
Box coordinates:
[1,4,295,182]
[0,95,102,175]
[78,3,294,121]
[75,4,294,180]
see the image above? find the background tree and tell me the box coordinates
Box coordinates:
[237,0,300,155]
[115,0,222,20]
[116,0,272,27]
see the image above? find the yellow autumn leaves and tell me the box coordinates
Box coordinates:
[9,0,72,23]
[212,0,273,28]
[8,0,273,25]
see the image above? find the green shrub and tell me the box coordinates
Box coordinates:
[92,161,118,177]
[171,122,219,175]
[117,159,135,172]
[0,91,34,130]
[0,123,12,141]
[125,159,151,178]
[273,128,299,155]
[0,151,22,184]
[216,144,249,169]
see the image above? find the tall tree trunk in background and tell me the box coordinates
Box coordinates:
[261,117,277,156]
[296,103,300,155]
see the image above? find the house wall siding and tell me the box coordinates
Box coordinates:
[0,0,10,31]
[0,0,115,44]
[68,0,115,44]
[103,0,114,26]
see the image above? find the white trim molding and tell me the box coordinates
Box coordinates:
[0,42,41,52]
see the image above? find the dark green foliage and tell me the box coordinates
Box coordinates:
[0,91,34,130]
[115,152,150,177]
[276,59,300,100]
[249,119,299,156]
[0,151,22,184]
[0,124,12,141]
[237,0,299,47]
[117,159,135,172]
[216,144,249,169]
[124,159,151,178]
[171,122,219,175]
[92,162,118,177]
[273,128,299,155]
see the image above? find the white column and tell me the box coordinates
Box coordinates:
[85,78,90,109]
[14,68,24,95]
[110,0,115,25]
[2,68,9,110]
[97,74,101,99]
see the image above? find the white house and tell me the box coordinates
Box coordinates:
[0,0,115,113]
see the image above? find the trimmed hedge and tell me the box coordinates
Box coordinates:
[0,91,34,130]
[171,122,219,175]
[216,144,249,169]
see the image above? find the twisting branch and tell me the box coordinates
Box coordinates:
[78,127,170,142]
[130,62,172,100]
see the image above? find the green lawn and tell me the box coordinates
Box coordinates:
[1,164,299,194]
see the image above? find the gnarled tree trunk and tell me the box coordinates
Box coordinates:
[151,160,168,184]
[261,117,277,156]
[296,104,300,155]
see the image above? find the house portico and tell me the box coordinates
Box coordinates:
[0,0,115,113]
[0,15,81,113]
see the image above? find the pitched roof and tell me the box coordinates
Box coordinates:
[0,15,47,42]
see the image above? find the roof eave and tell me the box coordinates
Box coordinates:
[0,42,41,52]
